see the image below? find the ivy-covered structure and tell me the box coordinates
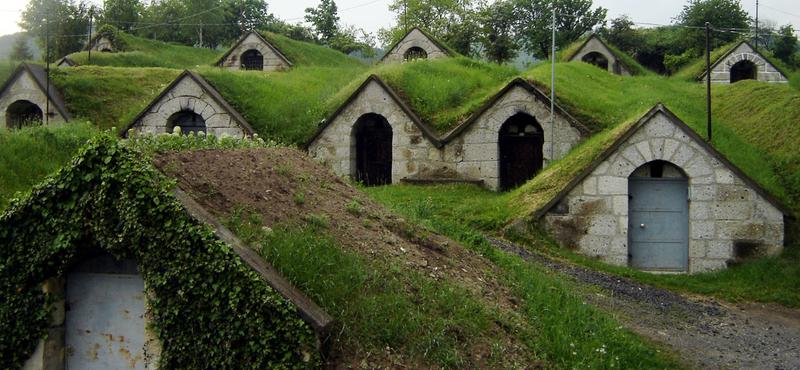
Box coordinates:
[1,136,329,370]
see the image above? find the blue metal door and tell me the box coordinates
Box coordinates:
[628,178,689,272]
[65,272,147,370]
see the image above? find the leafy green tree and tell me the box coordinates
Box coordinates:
[305,0,339,44]
[675,0,750,53]
[479,0,518,64]
[20,0,91,62]
[772,24,798,68]
[512,0,607,59]
[99,0,143,32]
[10,34,35,61]
[598,14,643,56]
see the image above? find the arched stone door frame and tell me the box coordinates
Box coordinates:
[352,113,393,186]
[498,112,544,191]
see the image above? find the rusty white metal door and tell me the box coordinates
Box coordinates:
[628,177,689,272]
[65,272,146,370]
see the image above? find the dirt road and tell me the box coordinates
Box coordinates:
[491,238,800,370]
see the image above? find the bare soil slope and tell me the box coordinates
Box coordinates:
[153,148,527,369]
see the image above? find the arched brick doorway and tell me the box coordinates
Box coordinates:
[167,110,206,135]
[730,60,757,83]
[582,52,609,71]
[499,112,543,191]
[354,113,392,186]
[6,100,42,129]
[241,49,264,71]
[404,47,428,61]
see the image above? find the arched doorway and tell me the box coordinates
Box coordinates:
[628,160,689,272]
[100,48,112,53]
[582,52,609,71]
[498,113,544,191]
[167,110,206,135]
[241,49,264,71]
[730,60,757,83]
[6,100,42,129]
[354,113,392,186]
[404,47,428,61]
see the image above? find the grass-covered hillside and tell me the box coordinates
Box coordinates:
[65,32,223,69]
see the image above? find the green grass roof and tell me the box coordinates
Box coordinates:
[65,32,223,69]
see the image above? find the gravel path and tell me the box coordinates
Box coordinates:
[491,238,800,370]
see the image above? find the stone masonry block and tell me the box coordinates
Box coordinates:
[587,216,618,236]
[713,202,754,220]
[689,240,707,258]
[597,176,627,195]
[706,240,732,259]
[636,140,654,162]
[691,220,715,240]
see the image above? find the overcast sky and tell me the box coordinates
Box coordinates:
[1,0,798,42]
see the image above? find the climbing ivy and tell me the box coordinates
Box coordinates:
[0,135,320,369]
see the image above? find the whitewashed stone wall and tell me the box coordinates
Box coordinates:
[126,77,248,138]
[542,111,784,274]
[88,36,113,52]
[707,43,788,83]
[308,79,441,184]
[569,36,632,77]
[218,33,290,72]
[382,28,449,63]
[0,72,67,129]
[448,84,583,190]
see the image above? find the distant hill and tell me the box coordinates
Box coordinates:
[0,33,42,61]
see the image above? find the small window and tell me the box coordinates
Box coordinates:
[404,47,427,61]
[241,49,264,71]
[167,110,206,135]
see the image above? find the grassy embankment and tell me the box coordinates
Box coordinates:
[0,122,99,207]
[64,32,222,69]
[366,60,800,308]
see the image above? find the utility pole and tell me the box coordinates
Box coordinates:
[706,22,712,142]
[240,0,244,36]
[403,0,408,35]
[46,8,50,126]
[88,7,93,64]
[550,5,556,163]
[755,0,759,49]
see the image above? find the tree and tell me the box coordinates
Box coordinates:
[99,0,143,32]
[512,0,607,59]
[10,34,35,61]
[305,0,339,44]
[772,24,798,68]
[20,0,92,62]
[675,0,750,53]
[479,0,518,63]
[598,14,643,55]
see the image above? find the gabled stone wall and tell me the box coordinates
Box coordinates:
[382,28,449,63]
[217,33,290,72]
[88,36,113,52]
[307,79,441,184]
[0,71,67,128]
[569,36,632,77]
[126,76,249,138]
[446,84,583,189]
[706,42,788,84]
[541,110,784,273]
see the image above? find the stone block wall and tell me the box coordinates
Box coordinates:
[382,29,449,63]
[88,36,113,52]
[308,79,442,184]
[541,111,784,274]
[569,36,632,77]
[0,72,67,129]
[449,84,583,189]
[708,43,788,83]
[218,33,289,72]
[127,77,249,138]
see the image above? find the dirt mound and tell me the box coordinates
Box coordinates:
[153,147,521,368]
